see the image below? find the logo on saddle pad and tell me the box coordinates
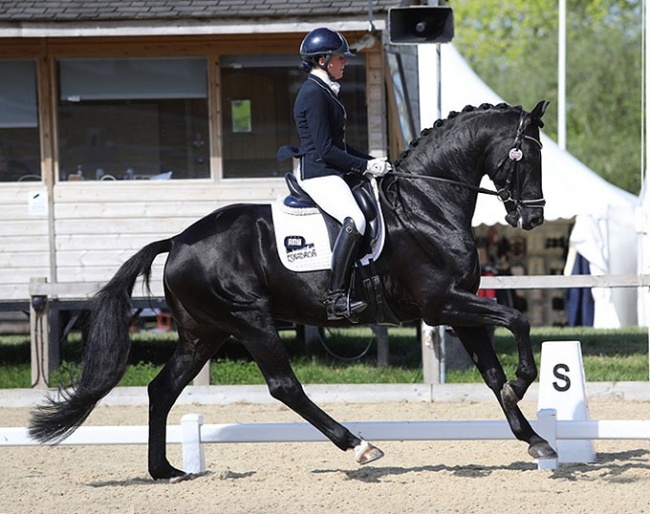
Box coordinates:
[284,235,318,263]
[270,181,385,273]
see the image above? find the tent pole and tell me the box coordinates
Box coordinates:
[638,0,650,380]
[558,0,567,150]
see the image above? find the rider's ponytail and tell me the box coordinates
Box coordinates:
[299,59,313,73]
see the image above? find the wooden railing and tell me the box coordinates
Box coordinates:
[25,274,650,389]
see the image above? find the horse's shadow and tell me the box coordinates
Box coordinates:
[312,461,536,483]
[548,449,650,482]
[87,470,256,488]
[86,449,650,487]
[313,449,650,484]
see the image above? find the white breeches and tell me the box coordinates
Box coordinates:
[296,173,366,235]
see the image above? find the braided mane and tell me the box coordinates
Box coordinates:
[394,102,521,169]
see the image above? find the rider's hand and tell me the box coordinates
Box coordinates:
[365,158,392,177]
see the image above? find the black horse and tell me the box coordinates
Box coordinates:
[30,101,557,480]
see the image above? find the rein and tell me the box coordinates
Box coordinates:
[389,171,501,198]
[390,111,545,209]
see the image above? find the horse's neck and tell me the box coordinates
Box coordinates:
[395,170,479,230]
[387,117,493,233]
[381,175,478,279]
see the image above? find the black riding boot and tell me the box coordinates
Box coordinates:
[326,217,367,323]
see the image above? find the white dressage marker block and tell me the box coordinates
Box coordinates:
[182,413,205,474]
[538,340,595,463]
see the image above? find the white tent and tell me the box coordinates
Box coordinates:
[417,44,638,327]
[636,180,650,325]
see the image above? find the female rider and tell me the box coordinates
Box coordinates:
[282,27,391,322]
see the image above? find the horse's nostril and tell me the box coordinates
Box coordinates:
[530,214,544,228]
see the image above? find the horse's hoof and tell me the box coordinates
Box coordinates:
[169,473,193,484]
[500,382,520,409]
[150,462,187,481]
[528,442,558,460]
[354,440,384,464]
[169,471,207,483]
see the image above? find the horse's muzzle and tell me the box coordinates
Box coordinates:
[508,205,544,230]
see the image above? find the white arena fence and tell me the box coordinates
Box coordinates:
[8,273,649,472]
[3,409,650,471]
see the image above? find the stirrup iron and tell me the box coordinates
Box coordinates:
[325,291,367,323]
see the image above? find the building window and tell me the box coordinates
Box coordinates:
[220,54,368,179]
[57,57,209,181]
[231,99,252,133]
[0,60,41,182]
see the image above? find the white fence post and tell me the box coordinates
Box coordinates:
[181,413,205,474]
[420,322,441,384]
[193,362,211,386]
[536,408,559,470]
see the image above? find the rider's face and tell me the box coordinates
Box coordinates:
[323,54,346,80]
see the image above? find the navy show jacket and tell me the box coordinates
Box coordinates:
[285,74,371,180]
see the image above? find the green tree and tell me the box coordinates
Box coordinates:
[449,0,643,193]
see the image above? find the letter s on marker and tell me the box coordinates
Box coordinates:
[552,363,571,392]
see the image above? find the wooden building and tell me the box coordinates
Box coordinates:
[0,1,417,304]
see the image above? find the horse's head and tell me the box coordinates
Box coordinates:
[486,100,549,230]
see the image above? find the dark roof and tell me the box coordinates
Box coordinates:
[0,0,396,23]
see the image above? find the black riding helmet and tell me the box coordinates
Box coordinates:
[299,28,355,74]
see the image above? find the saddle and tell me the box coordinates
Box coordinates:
[283,172,381,253]
[271,173,399,325]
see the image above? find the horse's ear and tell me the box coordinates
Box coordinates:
[528,100,550,128]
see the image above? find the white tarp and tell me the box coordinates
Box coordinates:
[417,44,638,327]
[636,181,650,325]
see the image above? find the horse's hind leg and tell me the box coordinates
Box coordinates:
[452,325,557,460]
[147,326,228,480]
[233,318,383,464]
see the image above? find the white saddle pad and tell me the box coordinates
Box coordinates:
[271,182,385,273]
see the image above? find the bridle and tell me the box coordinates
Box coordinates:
[495,110,545,211]
[390,110,545,212]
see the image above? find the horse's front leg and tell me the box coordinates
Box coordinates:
[499,308,537,409]
[437,293,537,408]
[452,325,557,460]
[235,322,383,465]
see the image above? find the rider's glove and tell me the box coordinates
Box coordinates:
[365,158,393,177]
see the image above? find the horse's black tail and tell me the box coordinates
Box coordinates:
[28,238,173,443]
